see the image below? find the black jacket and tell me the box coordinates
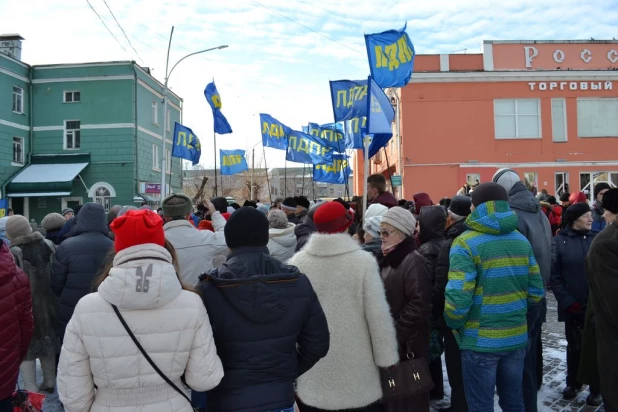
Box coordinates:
[197,247,329,412]
[435,219,467,325]
[51,203,113,340]
[294,216,316,252]
[550,227,595,322]
[417,206,447,322]
[287,213,301,225]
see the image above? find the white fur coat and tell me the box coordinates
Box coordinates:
[288,233,398,410]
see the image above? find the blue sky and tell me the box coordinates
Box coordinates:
[4,0,618,168]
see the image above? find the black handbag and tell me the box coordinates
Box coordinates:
[380,347,434,402]
[112,304,199,412]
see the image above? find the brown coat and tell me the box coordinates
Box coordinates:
[586,216,618,410]
[379,236,432,412]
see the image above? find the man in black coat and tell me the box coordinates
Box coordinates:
[51,203,113,343]
[197,207,329,412]
[435,196,472,412]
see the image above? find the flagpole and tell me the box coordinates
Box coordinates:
[362,135,371,225]
[213,131,218,196]
[284,159,288,198]
[262,144,272,204]
[383,146,394,194]
[301,164,306,197]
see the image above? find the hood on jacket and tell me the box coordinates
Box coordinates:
[372,191,398,208]
[557,226,594,238]
[204,247,301,324]
[97,244,182,310]
[269,223,297,248]
[413,192,434,215]
[301,232,361,258]
[508,181,541,214]
[74,203,108,236]
[465,200,519,235]
[419,205,447,244]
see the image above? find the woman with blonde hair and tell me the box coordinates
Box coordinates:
[57,209,223,412]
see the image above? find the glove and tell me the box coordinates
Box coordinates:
[567,302,582,314]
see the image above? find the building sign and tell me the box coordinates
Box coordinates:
[145,183,161,194]
[528,81,613,91]
[492,42,618,71]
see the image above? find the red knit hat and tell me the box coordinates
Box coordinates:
[110,209,165,253]
[569,191,588,204]
[313,201,353,234]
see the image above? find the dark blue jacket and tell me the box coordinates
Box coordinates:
[57,217,77,242]
[592,202,607,233]
[51,203,113,340]
[197,247,329,412]
[550,227,595,322]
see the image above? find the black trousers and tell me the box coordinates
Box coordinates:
[429,357,444,400]
[565,319,583,388]
[0,397,12,412]
[443,328,468,412]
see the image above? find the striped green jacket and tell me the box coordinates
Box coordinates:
[444,200,544,352]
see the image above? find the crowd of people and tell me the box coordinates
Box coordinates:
[0,168,617,412]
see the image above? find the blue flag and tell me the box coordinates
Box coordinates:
[343,117,366,149]
[302,125,308,134]
[172,122,201,165]
[364,23,415,88]
[366,76,396,158]
[307,122,345,152]
[220,149,249,175]
[313,154,351,185]
[0,199,7,218]
[204,81,233,135]
[260,113,290,150]
[330,79,368,122]
[286,130,334,165]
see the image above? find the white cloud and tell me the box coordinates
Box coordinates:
[4,0,618,171]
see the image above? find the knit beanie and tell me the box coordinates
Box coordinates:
[412,193,433,215]
[471,182,509,207]
[449,195,472,217]
[594,183,611,200]
[162,193,193,217]
[268,209,289,229]
[382,207,416,236]
[602,188,618,214]
[569,192,588,205]
[492,168,520,194]
[313,201,353,234]
[281,197,297,212]
[563,203,591,228]
[363,216,384,239]
[61,208,74,217]
[365,203,388,219]
[5,215,33,240]
[42,213,66,232]
[118,205,139,217]
[559,192,571,202]
[296,196,310,209]
[225,207,269,249]
[256,204,269,216]
[547,196,557,206]
[110,209,165,253]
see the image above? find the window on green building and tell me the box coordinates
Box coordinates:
[64,91,81,103]
[12,86,23,113]
[12,137,24,165]
[152,145,159,170]
[65,120,81,149]
[152,101,158,125]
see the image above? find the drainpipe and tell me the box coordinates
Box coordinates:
[132,63,139,199]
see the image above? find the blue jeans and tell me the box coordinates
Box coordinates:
[462,348,526,412]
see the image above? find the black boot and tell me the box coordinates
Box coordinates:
[562,385,581,399]
[586,392,603,406]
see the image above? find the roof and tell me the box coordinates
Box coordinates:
[11,163,88,184]
[0,34,24,41]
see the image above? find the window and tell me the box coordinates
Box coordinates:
[65,120,81,149]
[12,137,23,165]
[555,172,569,196]
[551,99,567,142]
[577,98,618,137]
[165,148,171,174]
[152,101,158,125]
[93,186,111,212]
[494,99,541,139]
[12,86,23,113]
[152,145,159,170]
[466,174,481,187]
[581,172,618,200]
[523,172,538,193]
[64,91,81,103]
[166,109,171,132]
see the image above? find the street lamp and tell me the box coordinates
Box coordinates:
[249,140,262,201]
[159,25,228,204]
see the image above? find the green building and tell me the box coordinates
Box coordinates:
[0,34,183,223]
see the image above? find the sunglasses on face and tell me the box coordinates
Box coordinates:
[379,229,396,238]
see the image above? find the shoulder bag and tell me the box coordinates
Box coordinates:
[111,304,199,411]
[380,345,434,402]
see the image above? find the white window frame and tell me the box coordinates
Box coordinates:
[576,98,618,138]
[165,148,172,174]
[152,101,158,125]
[12,86,24,113]
[152,144,160,170]
[555,172,569,196]
[494,99,542,139]
[12,136,24,166]
[551,98,567,142]
[580,171,618,200]
[64,120,81,150]
[166,109,171,132]
[63,90,81,103]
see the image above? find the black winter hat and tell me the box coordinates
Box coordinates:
[281,197,297,211]
[296,196,310,209]
[224,207,269,249]
[594,183,611,200]
[602,188,618,214]
[559,192,571,202]
[449,196,472,217]
[547,196,557,205]
[564,203,591,228]
[471,183,509,207]
[211,197,229,214]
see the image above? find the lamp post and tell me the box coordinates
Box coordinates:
[389,90,403,199]
[160,26,228,204]
[249,140,262,201]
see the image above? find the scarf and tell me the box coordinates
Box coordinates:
[381,239,403,256]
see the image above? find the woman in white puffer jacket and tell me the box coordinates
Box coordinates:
[57,209,223,412]
[267,209,297,263]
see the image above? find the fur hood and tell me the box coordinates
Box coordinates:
[8,231,44,247]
